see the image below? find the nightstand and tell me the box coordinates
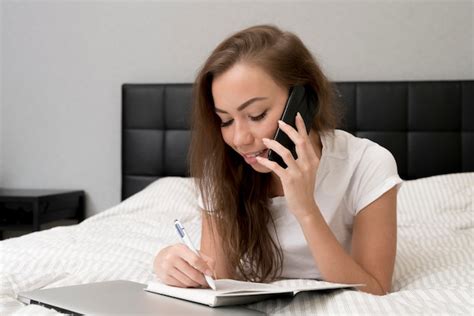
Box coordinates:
[0,189,85,240]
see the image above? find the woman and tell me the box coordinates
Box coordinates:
[154,25,402,295]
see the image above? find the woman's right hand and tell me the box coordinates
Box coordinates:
[153,243,216,288]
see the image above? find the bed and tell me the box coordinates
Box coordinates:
[1,80,473,315]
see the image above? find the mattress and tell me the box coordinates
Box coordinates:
[1,172,473,315]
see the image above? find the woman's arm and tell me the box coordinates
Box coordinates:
[200,211,237,280]
[256,113,397,295]
[299,187,397,295]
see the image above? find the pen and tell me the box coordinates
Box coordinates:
[174,219,216,290]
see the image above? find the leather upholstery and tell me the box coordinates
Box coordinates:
[122,81,473,200]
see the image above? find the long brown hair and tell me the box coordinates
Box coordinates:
[189,25,339,282]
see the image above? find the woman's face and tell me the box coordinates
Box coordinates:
[212,63,289,173]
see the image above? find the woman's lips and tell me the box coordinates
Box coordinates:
[242,149,269,164]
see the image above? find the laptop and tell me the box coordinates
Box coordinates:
[18,280,263,315]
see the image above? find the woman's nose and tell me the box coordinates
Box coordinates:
[233,122,253,147]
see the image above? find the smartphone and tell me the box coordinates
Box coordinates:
[267,85,318,168]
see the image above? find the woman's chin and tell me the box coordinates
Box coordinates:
[250,163,273,173]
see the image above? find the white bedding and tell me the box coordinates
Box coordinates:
[1,173,473,315]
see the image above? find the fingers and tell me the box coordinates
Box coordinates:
[259,115,305,170]
[200,252,216,272]
[162,267,204,288]
[160,274,186,288]
[256,154,286,178]
[154,244,214,288]
[278,118,301,141]
[294,113,318,160]
[266,136,298,164]
[200,252,218,280]
[295,112,309,136]
[278,114,316,162]
[175,256,209,287]
[174,258,208,287]
[279,114,309,147]
[180,246,214,276]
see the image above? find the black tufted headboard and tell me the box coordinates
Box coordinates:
[122,81,474,200]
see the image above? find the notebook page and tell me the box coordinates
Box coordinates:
[215,279,282,294]
[146,281,216,306]
[146,279,280,296]
[270,278,363,293]
[145,278,359,306]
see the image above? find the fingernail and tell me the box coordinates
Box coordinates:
[205,269,213,276]
[262,138,270,143]
[278,120,285,125]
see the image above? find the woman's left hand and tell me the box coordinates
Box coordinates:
[256,112,320,220]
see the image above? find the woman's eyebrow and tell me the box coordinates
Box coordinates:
[215,97,267,114]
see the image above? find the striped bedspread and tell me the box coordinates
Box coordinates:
[1,173,473,315]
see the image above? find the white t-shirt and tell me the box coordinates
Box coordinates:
[270,130,402,279]
[199,129,403,279]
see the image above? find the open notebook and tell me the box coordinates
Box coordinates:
[145,278,362,307]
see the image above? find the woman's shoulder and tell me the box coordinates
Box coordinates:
[320,129,389,161]
[320,129,398,180]
[320,130,401,215]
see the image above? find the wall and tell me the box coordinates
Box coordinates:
[1,0,473,216]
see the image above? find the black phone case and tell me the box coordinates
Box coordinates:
[267,85,318,168]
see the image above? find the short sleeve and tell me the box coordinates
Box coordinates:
[350,144,403,215]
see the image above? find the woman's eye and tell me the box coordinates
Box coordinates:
[221,119,233,127]
[220,110,266,127]
[250,111,267,122]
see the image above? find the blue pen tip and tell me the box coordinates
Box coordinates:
[174,220,185,238]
